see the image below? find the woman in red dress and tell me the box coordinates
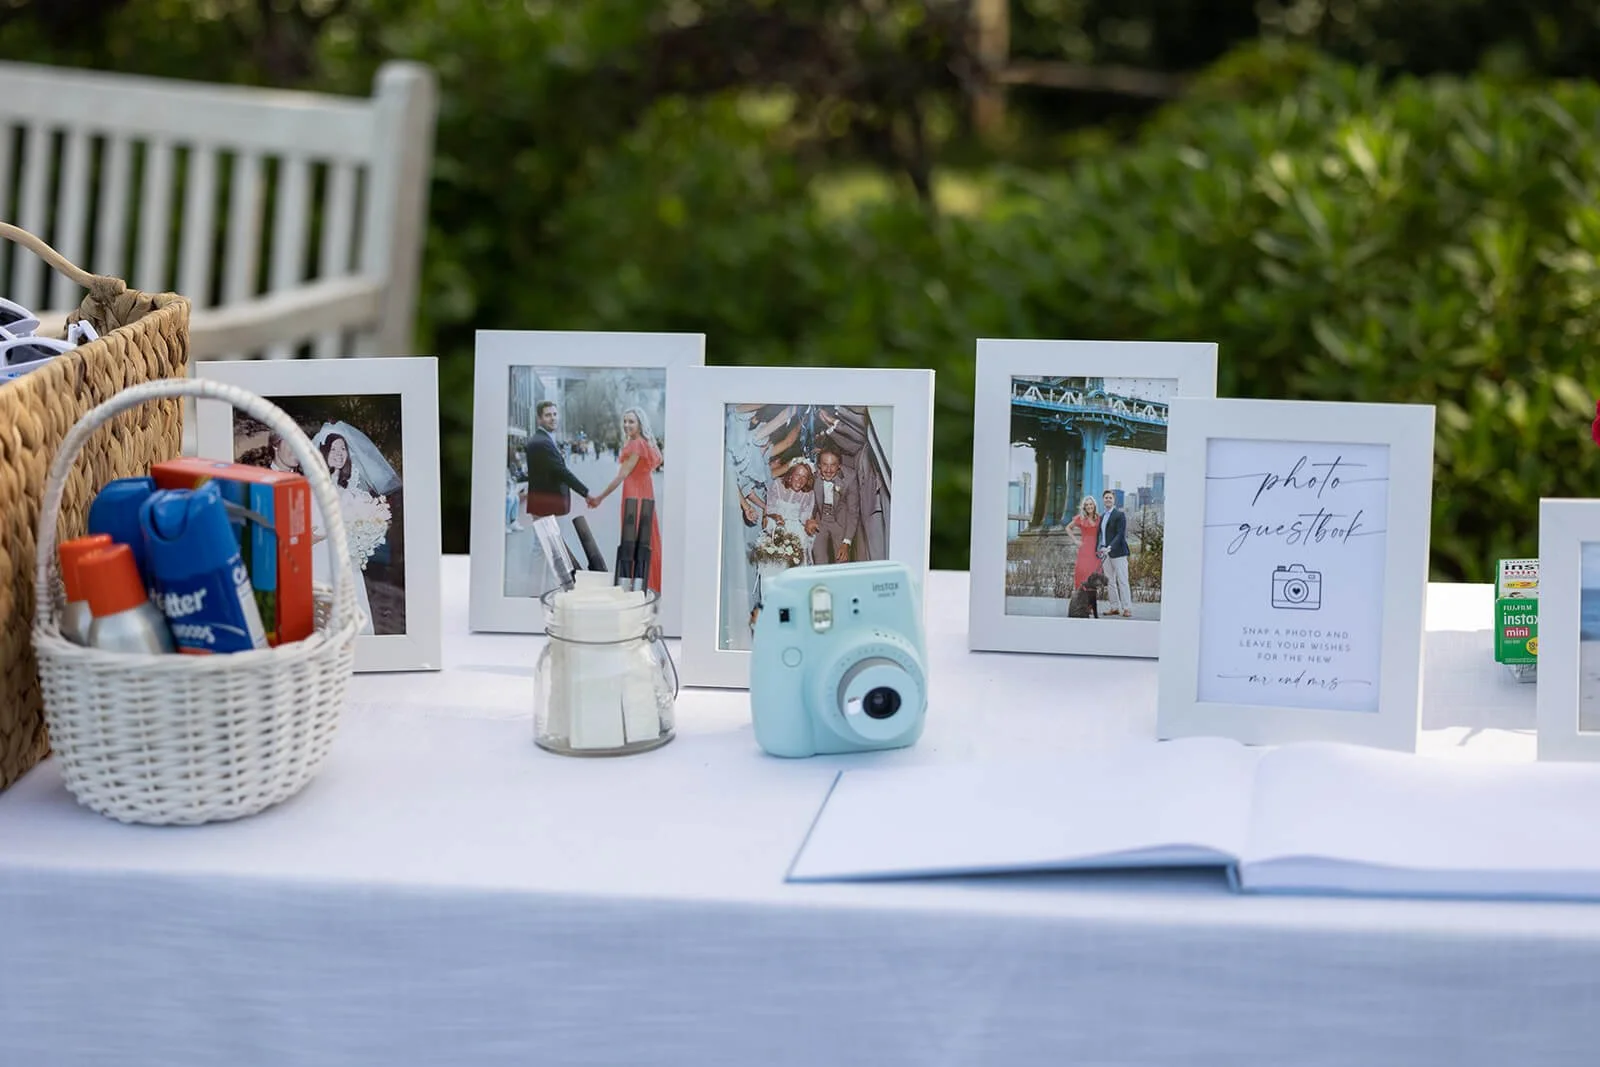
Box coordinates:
[1071,495,1102,591]
[593,406,665,593]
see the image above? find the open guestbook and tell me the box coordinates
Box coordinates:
[789,738,1600,900]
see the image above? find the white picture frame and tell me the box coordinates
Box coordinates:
[678,366,935,689]
[1157,398,1435,752]
[468,331,704,634]
[1536,499,1600,760]
[194,357,443,673]
[967,339,1218,658]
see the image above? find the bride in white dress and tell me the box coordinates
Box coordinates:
[310,423,400,636]
[757,458,817,572]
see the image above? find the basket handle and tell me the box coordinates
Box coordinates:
[0,221,107,292]
[33,377,361,637]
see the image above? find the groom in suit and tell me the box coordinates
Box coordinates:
[806,449,859,565]
[525,400,597,518]
[1097,489,1132,617]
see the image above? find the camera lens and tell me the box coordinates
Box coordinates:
[863,687,901,719]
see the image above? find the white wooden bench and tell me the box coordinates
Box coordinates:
[0,60,436,360]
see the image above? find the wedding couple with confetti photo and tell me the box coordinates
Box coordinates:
[719,403,893,651]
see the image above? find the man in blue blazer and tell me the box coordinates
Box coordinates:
[525,401,597,518]
[1097,489,1133,617]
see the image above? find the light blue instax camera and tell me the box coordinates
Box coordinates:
[749,560,928,758]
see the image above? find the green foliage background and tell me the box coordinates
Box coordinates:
[5,1,1600,580]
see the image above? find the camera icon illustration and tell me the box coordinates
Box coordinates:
[1271,564,1323,611]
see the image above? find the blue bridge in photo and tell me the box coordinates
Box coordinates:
[1009,378,1168,532]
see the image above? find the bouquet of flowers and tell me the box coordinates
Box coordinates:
[342,492,393,571]
[751,524,805,567]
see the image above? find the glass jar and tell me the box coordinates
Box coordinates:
[534,585,677,756]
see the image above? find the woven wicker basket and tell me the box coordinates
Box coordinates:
[0,221,187,792]
[32,377,362,825]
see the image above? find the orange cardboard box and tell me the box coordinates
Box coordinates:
[151,458,314,646]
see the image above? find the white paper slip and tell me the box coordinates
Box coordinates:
[787,737,1263,882]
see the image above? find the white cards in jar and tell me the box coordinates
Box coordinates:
[547,573,662,750]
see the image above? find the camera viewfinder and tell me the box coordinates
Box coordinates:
[810,586,833,633]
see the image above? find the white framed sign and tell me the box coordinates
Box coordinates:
[1157,398,1435,751]
[1536,499,1600,760]
[677,365,935,689]
[467,330,704,635]
[195,357,443,673]
[967,338,1218,658]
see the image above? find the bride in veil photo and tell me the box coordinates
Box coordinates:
[308,420,401,636]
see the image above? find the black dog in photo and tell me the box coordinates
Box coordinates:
[1068,571,1108,619]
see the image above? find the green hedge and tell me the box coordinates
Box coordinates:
[488,53,1600,581]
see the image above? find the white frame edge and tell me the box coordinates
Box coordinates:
[466,330,705,635]
[195,356,443,673]
[1536,498,1600,760]
[678,365,935,689]
[967,338,1219,658]
[1156,397,1435,752]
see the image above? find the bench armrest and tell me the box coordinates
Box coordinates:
[190,277,385,358]
[33,276,384,359]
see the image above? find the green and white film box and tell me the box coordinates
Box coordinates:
[1494,558,1539,666]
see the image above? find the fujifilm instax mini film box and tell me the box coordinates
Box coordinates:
[1494,558,1539,666]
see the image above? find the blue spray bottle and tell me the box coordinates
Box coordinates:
[87,476,156,585]
[140,482,269,655]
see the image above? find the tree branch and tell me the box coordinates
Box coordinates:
[997,60,1189,99]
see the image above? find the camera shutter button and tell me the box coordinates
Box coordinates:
[782,647,802,668]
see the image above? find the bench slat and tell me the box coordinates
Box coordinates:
[179,147,219,308]
[0,124,15,291]
[93,135,133,283]
[223,151,264,309]
[135,139,175,293]
[13,124,51,310]
[315,161,359,358]
[47,129,92,309]
[266,155,311,359]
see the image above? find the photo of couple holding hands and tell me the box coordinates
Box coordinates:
[510,394,665,595]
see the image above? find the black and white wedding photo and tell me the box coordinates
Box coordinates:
[233,396,406,638]
[196,356,443,674]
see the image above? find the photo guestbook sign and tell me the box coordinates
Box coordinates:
[1196,439,1390,713]
[1159,399,1435,751]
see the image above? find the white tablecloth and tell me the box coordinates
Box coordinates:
[3,559,1596,1067]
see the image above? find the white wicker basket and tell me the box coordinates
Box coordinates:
[31,378,362,825]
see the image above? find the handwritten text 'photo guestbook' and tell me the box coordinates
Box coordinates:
[1158,399,1435,751]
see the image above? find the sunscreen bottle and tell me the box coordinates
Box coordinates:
[81,544,176,655]
[87,477,156,584]
[57,533,114,645]
[141,483,269,655]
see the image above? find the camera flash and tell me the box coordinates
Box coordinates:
[810,586,833,633]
